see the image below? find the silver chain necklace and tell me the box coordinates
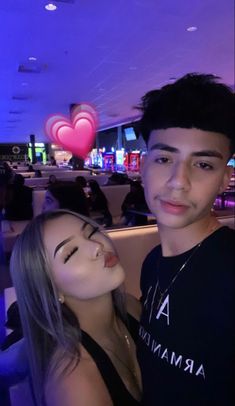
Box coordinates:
[156,241,202,312]
[103,332,138,379]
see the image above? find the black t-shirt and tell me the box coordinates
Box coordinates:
[137,226,235,405]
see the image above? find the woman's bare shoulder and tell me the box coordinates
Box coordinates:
[45,350,112,406]
[126,293,142,321]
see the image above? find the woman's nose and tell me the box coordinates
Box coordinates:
[87,239,105,259]
[167,161,190,191]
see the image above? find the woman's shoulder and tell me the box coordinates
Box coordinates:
[45,348,112,406]
[126,293,142,321]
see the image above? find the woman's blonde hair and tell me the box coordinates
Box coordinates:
[10,209,126,406]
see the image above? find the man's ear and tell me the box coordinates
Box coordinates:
[218,165,233,194]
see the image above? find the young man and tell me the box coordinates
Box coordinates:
[137,73,235,405]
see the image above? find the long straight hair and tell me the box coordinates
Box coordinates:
[10,209,126,406]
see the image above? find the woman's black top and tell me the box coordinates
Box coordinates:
[81,314,141,405]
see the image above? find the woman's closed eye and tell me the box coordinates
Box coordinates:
[64,247,78,263]
[88,227,99,239]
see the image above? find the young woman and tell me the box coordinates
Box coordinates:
[10,210,142,406]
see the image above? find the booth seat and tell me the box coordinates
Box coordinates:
[24,177,48,188]
[41,169,91,178]
[217,215,235,229]
[24,173,109,188]
[106,224,160,298]
[33,184,130,223]
[17,172,35,178]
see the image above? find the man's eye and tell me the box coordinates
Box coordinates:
[154,157,170,164]
[64,247,78,263]
[196,162,214,170]
[88,227,99,239]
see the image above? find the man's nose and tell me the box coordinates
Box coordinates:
[167,161,190,191]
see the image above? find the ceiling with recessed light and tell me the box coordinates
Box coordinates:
[0,0,234,144]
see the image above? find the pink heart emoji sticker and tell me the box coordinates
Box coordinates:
[45,103,98,158]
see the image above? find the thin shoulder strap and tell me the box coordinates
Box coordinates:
[81,330,139,406]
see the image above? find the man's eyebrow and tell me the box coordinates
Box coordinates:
[54,236,74,258]
[149,143,223,159]
[149,143,178,153]
[191,150,223,159]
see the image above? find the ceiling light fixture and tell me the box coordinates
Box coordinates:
[186,26,198,32]
[28,56,37,61]
[45,3,57,11]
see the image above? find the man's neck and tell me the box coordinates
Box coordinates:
[158,215,222,257]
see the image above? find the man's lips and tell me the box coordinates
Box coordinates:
[161,199,189,207]
[104,252,119,268]
[160,199,190,214]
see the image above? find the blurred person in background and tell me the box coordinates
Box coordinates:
[75,175,87,189]
[47,174,58,186]
[88,179,113,227]
[50,156,57,166]
[34,169,42,178]
[107,172,130,186]
[121,180,149,226]
[0,161,14,216]
[42,181,89,217]
[4,174,33,221]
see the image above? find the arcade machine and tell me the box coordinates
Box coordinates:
[86,148,103,169]
[115,150,125,172]
[128,150,140,172]
[102,151,115,172]
[123,151,129,171]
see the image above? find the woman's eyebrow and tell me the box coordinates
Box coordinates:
[53,222,90,257]
[54,236,74,258]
